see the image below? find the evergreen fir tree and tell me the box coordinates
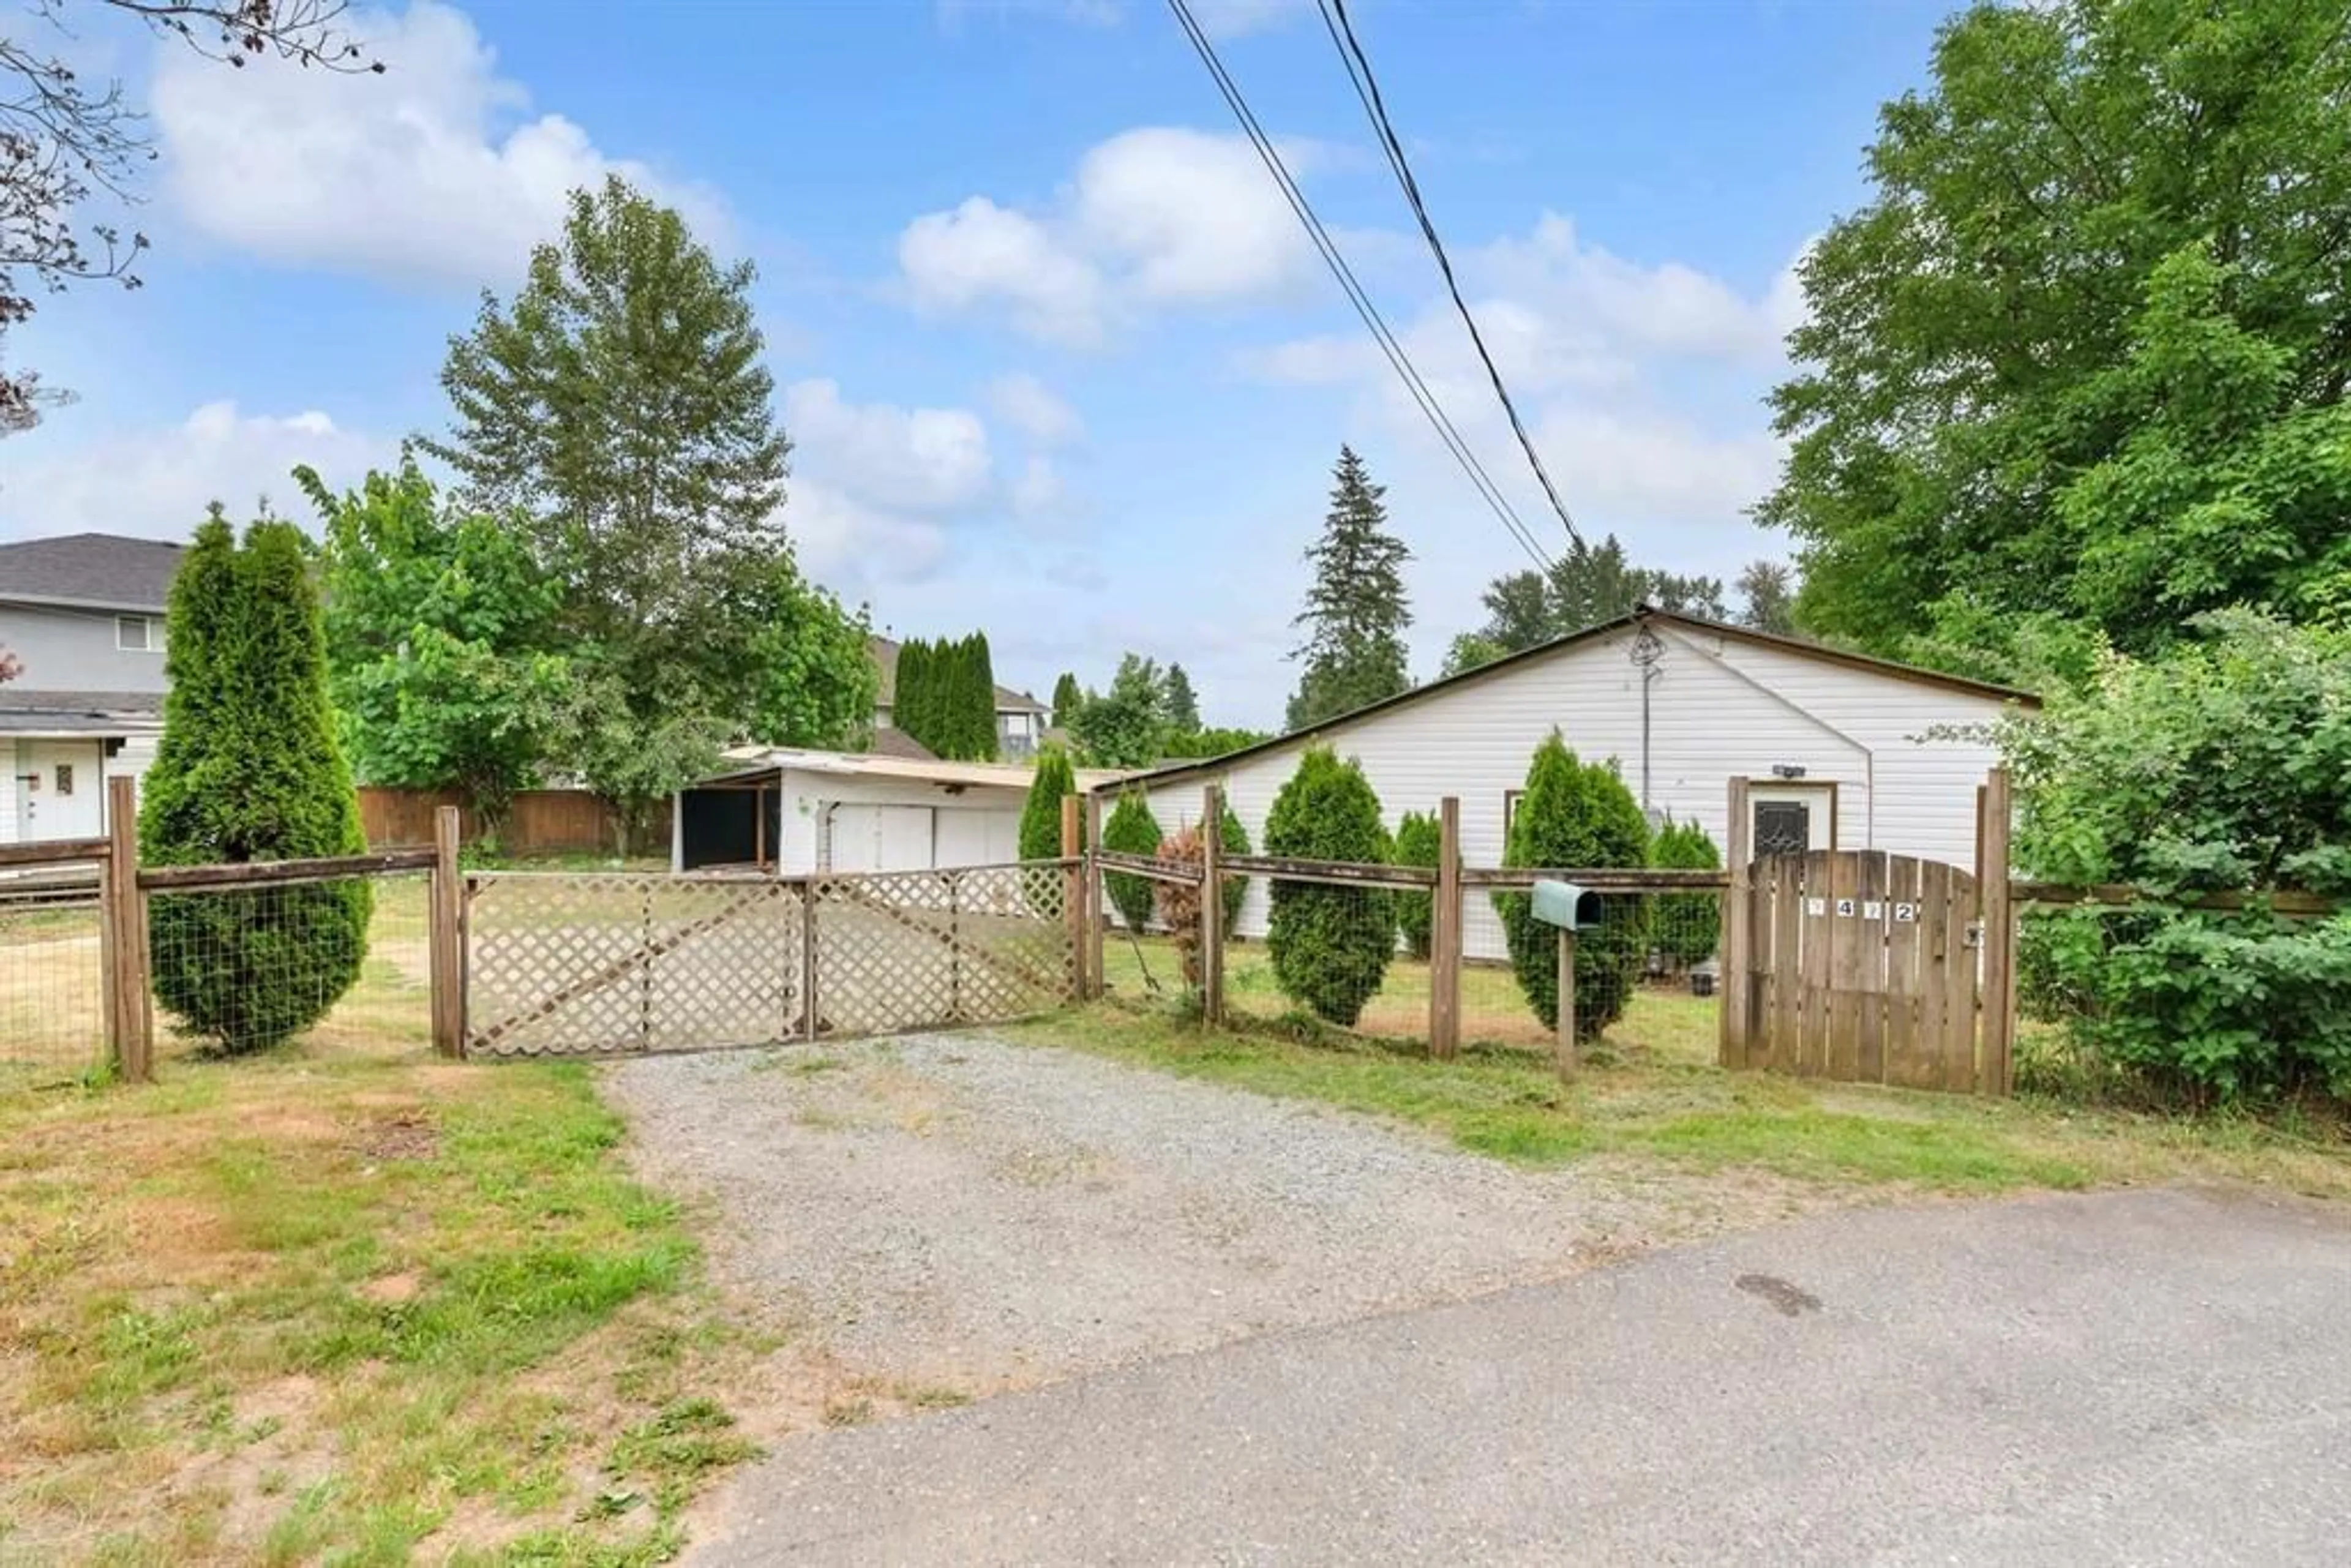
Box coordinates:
[1019,745,1079,861]
[1492,732,1650,1039]
[1101,791,1164,930]
[964,632,999,760]
[1163,663,1202,735]
[1051,672,1082,729]
[143,511,372,1052]
[1288,446,1413,730]
[1264,746,1394,1026]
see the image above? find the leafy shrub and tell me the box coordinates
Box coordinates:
[1392,809,1441,959]
[1154,825,1206,989]
[141,512,372,1051]
[1102,791,1165,929]
[1264,746,1393,1026]
[2003,612,2351,1102]
[1649,814,1722,969]
[1492,732,1649,1040]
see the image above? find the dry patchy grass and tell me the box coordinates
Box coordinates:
[0,921,771,1565]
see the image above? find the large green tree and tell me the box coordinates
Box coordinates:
[1162,664,1202,735]
[1067,653,1167,768]
[1288,447,1412,729]
[304,459,570,839]
[1762,0,2351,673]
[422,176,816,823]
[142,510,372,1052]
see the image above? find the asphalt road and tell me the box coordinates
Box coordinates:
[693,1187,2351,1566]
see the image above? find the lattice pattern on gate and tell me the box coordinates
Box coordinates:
[464,872,803,1057]
[809,863,1071,1038]
[463,863,1076,1057]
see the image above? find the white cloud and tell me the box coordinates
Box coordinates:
[900,198,1112,346]
[0,402,392,540]
[152,1,723,287]
[787,480,949,595]
[783,380,994,514]
[1008,456,1068,520]
[897,127,1321,343]
[984,373,1084,447]
[1472,213,1790,362]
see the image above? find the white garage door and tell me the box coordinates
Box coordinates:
[828,805,934,872]
[932,808,1021,869]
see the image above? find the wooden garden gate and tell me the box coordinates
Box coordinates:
[1724,849,1990,1090]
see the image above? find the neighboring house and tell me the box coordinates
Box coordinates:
[673,746,1130,873]
[868,636,1050,759]
[0,533,182,844]
[1114,607,2034,959]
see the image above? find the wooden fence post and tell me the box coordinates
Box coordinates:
[1428,796,1462,1059]
[1085,792,1106,1000]
[430,804,464,1058]
[104,775,152,1082]
[1061,795,1087,1001]
[1976,767,2016,1095]
[1720,776,1752,1069]
[1200,784,1224,1026]
[1555,928,1578,1082]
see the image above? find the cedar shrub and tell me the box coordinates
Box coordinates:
[1263,746,1393,1026]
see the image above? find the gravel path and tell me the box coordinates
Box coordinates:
[603,1032,1806,1394]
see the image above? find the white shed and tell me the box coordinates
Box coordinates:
[1114,609,2034,958]
[673,748,1127,874]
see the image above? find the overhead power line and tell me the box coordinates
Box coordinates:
[1163,0,1555,574]
[1318,0,1588,555]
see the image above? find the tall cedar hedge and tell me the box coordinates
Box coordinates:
[1018,745,1079,915]
[141,512,372,1051]
[1649,814,1722,969]
[1216,797,1250,934]
[1392,809,1441,959]
[896,632,999,760]
[1101,790,1164,929]
[1264,746,1393,1026]
[1493,732,1650,1040]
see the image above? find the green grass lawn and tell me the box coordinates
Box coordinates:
[1017,972,2351,1199]
[0,928,765,1564]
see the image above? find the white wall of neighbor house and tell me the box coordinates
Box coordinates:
[1134,623,2016,961]
[1,738,114,844]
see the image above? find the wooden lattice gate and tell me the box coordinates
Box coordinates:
[1722,850,1990,1092]
[462,863,1078,1057]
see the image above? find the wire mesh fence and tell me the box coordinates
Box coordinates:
[146,871,432,1062]
[1457,888,1722,1062]
[1093,852,1724,1068]
[0,863,107,1090]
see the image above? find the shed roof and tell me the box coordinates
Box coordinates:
[0,533,184,612]
[1117,606,2038,790]
[692,746,1130,795]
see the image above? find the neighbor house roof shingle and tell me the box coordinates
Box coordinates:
[0,533,185,612]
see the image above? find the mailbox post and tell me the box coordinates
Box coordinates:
[1531,880,1603,1084]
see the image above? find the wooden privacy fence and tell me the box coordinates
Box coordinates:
[358,787,669,857]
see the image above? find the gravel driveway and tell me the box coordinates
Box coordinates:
[602,1032,1806,1394]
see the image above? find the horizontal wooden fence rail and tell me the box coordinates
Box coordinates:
[2011,881,2343,915]
[1218,853,1437,890]
[0,837,111,869]
[1095,849,1204,884]
[1462,866,1730,891]
[138,846,438,893]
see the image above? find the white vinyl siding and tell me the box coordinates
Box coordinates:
[1139,623,2017,961]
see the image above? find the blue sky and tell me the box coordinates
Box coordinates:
[0,0,1953,730]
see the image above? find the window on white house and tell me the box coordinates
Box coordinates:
[1503,789,1524,841]
[116,615,165,652]
[54,763,73,797]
